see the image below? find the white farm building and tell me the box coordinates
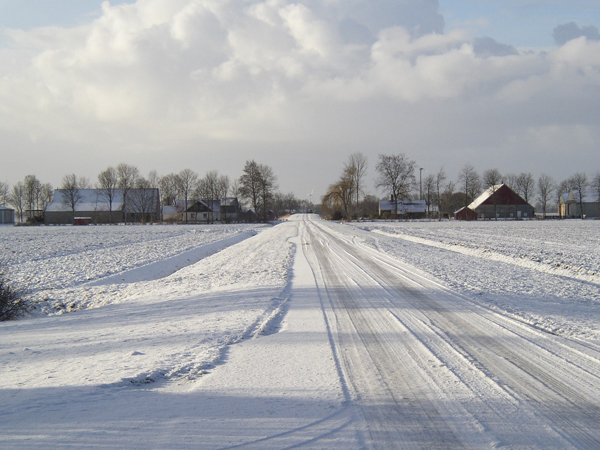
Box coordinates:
[45,189,160,225]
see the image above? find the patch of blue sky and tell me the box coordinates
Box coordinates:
[0,0,135,30]
[440,0,600,48]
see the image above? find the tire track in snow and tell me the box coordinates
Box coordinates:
[313,219,600,448]
[304,219,465,449]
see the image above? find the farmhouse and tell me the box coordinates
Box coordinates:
[183,200,218,223]
[161,198,241,223]
[0,205,15,225]
[559,189,599,219]
[455,184,534,220]
[379,199,427,219]
[45,189,160,225]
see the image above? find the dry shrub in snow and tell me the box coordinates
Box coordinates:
[0,270,28,321]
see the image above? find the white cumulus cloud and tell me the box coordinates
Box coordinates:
[0,0,599,196]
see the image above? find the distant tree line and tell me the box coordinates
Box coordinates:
[2,157,599,223]
[1,160,313,224]
[321,153,600,220]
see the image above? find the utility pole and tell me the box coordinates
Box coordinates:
[419,168,424,200]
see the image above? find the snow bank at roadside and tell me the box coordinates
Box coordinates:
[0,223,297,392]
[0,224,267,313]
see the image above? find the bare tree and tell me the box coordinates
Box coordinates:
[8,182,25,223]
[238,161,278,222]
[359,194,380,219]
[283,192,299,214]
[117,163,140,223]
[441,180,464,217]
[97,167,119,224]
[198,170,222,223]
[272,192,300,217]
[516,172,535,203]
[257,164,278,221]
[434,168,447,219]
[344,152,368,219]
[458,164,481,208]
[375,154,416,218]
[423,174,435,217]
[40,183,54,208]
[129,177,159,223]
[537,174,555,219]
[147,170,160,189]
[23,175,42,222]
[503,173,519,191]
[239,160,262,217]
[61,174,82,214]
[78,177,92,189]
[159,173,179,207]
[229,178,241,200]
[483,168,502,188]
[0,182,9,206]
[322,176,353,220]
[201,170,218,199]
[177,169,199,224]
[483,168,502,220]
[569,172,589,219]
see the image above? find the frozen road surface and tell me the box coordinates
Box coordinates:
[292,215,600,449]
[2,215,600,449]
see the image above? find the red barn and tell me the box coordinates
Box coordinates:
[457,184,534,220]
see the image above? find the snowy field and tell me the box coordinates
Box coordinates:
[1,218,600,448]
[0,224,267,313]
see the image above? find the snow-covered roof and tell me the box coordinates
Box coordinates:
[46,189,158,213]
[175,199,220,212]
[220,198,238,206]
[46,189,124,212]
[454,206,475,215]
[468,185,503,210]
[379,199,426,214]
[202,199,221,213]
[569,189,598,203]
[0,205,14,211]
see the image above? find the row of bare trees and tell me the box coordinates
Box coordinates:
[423,167,600,219]
[558,172,600,219]
[322,153,600,220]
[0,176,53,223]
[62,162,277,223]
[322,153,369,219]
[1,159,299,224]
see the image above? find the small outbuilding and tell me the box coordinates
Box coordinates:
[379,199,427,219]
[0,205,15,225]
[559,189,599,219]
[454,206,478,221]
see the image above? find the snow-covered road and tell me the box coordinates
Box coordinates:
[2,216,600,449]
[299,216,600,448]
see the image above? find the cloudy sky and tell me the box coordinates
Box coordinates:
[1,0,599,200]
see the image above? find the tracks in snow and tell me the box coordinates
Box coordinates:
[299,217,600,449]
